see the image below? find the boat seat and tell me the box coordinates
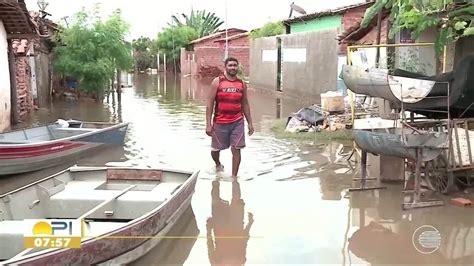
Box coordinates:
[0,221,27,260]
[47,181,182,220]
[82,221,128,239]
[0,140,30,144]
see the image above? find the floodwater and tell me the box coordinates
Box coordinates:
[1,74,473,265]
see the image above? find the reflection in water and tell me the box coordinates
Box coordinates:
[347,186,474,265]
[129,206,200,265]
[207,180,253,265]
[4,74,474,265]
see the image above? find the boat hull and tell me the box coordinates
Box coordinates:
[341,65,435,104]
[342,55,474,119]
[0,123,128,176]
[2,169,198,265]
[352,129,448,161]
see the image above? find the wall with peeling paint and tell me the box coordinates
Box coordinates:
[0,21,11,132]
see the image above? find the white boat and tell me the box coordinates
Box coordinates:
[0,165,199,265]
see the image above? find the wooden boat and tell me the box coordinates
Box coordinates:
[0,120,129,175]
[0,165,199,265]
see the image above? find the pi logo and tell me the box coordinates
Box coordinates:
[32,221,73,236]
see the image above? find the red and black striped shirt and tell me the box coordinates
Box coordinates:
[214,75,245,124]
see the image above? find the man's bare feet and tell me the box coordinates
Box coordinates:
[216,164,224,172]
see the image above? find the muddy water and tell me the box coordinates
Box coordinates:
[1,74,473,265]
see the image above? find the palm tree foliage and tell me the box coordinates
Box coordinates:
[169,9,224,38]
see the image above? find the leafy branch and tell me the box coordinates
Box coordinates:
[361,0,474,57]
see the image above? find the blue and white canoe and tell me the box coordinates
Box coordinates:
[0,120,129,175]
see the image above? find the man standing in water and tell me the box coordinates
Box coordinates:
[206,57,254,178]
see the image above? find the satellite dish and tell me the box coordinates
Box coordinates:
[288,2,307,18]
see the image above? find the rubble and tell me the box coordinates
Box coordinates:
[285,103,352,134]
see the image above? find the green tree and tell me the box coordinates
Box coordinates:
[132,36,152,52]
[53,7,132,98]
[132,36,155,71]
[156,26,198,69]
[169,9,224,38]
[361,0,474,56]
[250,21,285,39]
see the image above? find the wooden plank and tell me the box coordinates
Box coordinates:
[450,131,456,168]
[106,168,163,181]
[78,185,136,220]
[454,122,462,167]
[465,121,473,165]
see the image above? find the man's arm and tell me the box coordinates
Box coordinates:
[206,78,219,136]
[242,82,254,135]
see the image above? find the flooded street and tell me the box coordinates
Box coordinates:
[1,74,473,265]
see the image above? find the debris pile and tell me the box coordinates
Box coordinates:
[285,104,350,133]
[199,65,222,77]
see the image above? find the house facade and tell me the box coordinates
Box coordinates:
[249,1,375,100]
[0,20,10,132]
[180,28,250,78]
[0,0,37,132]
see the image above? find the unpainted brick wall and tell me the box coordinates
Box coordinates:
[340,6,369,54]
[193,38,250,78]
[15,56,34,118]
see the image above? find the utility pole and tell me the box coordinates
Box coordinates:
[224,0,229,60]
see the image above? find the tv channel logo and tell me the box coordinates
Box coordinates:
[412,225,442,254]
[24,219,82,249]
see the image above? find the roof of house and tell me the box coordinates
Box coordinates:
[337,10,390,44]
[283,1,374,24]
[214,32,249,42]
[190,28,247,44]
[0,0,37,38]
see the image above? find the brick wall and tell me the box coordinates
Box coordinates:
[193,37,250,78]
[15,56,34,118]
[342,6,368,32]
[194,38,221,48]
[340,6,370,54]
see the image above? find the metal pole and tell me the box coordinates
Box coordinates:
[224,0,228,60]
[442,45,447,73]
[375,10,382,68]
[349,42,434,49]
[164,53,167,73]
[157,53,160,71]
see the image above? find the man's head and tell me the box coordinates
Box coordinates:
[224,57,239,77]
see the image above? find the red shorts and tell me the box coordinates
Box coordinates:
[211,118,245,151]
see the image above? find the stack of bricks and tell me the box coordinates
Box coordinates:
[12,39,34,119]
[198,64,223,77]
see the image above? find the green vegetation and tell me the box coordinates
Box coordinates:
[169,9,224,38]
[155,9,225,70]
[156,26,198,67]
[250,21,285,39]
[270,119,353,142]
[132,36,156,71]
[53,7,132,98]
[52,6,227,92]
[361,0,474,56]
